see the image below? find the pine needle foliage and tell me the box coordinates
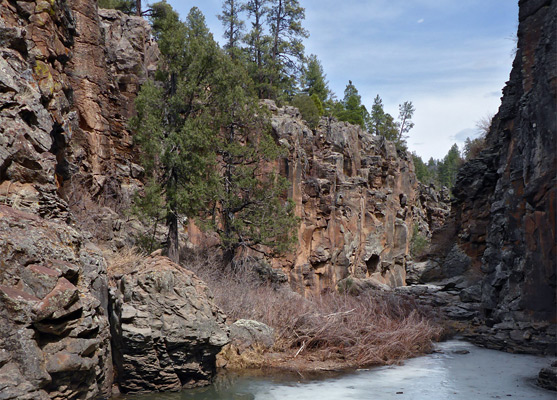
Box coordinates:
[131,2,297,262]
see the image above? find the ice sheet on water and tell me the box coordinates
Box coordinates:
[118,340,555,400]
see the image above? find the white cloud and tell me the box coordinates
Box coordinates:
[417,18,425,23]
[407,86,502,160]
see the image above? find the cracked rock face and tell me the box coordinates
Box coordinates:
[0,205,112,400]
[0,0,157,239]
[265,102,448,295]
[109,256,229,394]
[439,0,556,354]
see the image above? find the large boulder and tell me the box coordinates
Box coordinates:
[109,256,229,393]
[0,205,112,400]
[229,319,275,350]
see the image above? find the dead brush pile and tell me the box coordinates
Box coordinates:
[184,249,443,368]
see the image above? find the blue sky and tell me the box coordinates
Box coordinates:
[163,0,518,160]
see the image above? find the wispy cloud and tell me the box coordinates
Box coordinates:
[417,18,425,24]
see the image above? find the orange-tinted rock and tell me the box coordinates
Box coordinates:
[267,103,444,295]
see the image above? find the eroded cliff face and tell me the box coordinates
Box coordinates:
[443,0,556,353]
[0,0,157,228]
[267,102,442,296]
[0,2,152,397]
[0,2,230,397]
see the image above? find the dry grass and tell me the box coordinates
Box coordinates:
[104,246,145,279]
[183,249,443,368]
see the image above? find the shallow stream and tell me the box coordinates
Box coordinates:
[116,340,555,400]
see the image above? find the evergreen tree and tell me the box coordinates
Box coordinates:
[412,153,433,184]
[370,95,386,136]
[382,113,399,142]
[292,94,321,129]
[396,100,415,145]
[302,54,330,103]
[335,81,366,128]
[267,0,309,98]
[132,3,297,262]
[209,60,298,259]
[218,0,246,59]
[244,0,271,98]
[438,144,462,189]
[131,4,222,262]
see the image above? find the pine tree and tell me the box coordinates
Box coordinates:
[267,0,309,98]
[396,101,415,145]
[292,94,321,128]
[412,153,433,184]
[244,0,271,98]
[335,80,366,127]
[438,144,462,189]
[132,3,297,262]
[131,4,221,262]
[209,59,298,259]
[370,95,386,136]
[218,0,245,59]
[302,54,330,103]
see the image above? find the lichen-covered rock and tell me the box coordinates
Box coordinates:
[109,256,229,393]
[0,205,112,399]
[229,319,275,350]
[435,0,557,354]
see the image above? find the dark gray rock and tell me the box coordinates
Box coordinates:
[459,284,482,303]
[109,256,229,394]
[428,0,557,355]
[0,206,112,400]
[537,362,557,391]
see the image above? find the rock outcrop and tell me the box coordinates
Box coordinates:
[268,102,445,295]
[0,0,157,241]
[0,205,112,399]
[0,1,230,396]
[433,0,556,354]
[109,256,229,393]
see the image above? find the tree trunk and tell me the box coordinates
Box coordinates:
[167,211,179,264]
[136,0,141,16]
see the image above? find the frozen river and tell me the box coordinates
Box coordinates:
[116,340,555,400]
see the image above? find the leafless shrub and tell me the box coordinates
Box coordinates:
[184,249,442,367]
[63,174,131,239]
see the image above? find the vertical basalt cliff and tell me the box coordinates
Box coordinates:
[267,102,446,296]
[444,0,556,353]
[0,0,157,225]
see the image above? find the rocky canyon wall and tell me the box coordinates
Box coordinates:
[442,0,556,353]
[0,0,157,231]
[266,102,447,296]
[0,2,229,397]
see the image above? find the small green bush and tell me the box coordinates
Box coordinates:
[410,224,429,258]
